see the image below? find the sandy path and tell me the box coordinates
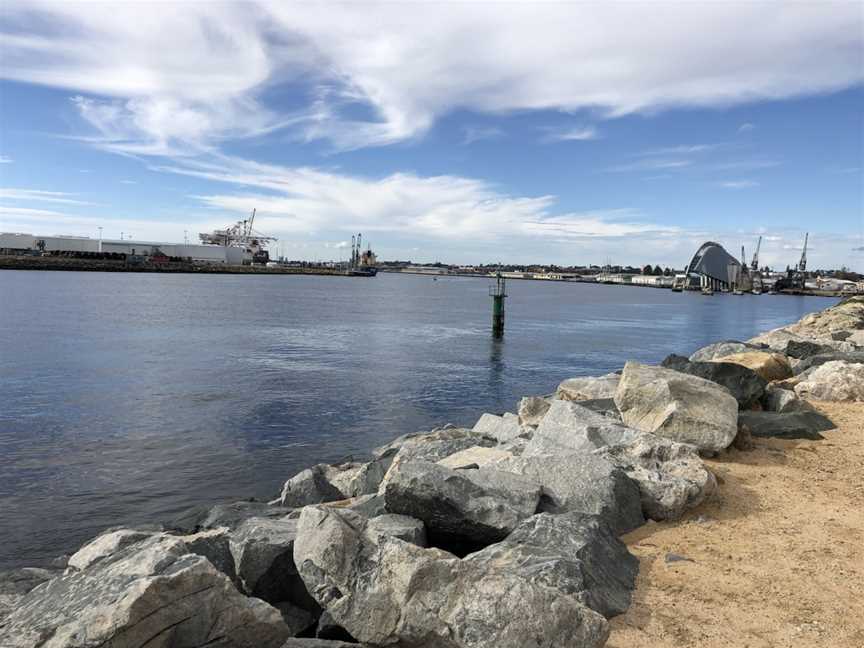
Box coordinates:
[608,400,864,648]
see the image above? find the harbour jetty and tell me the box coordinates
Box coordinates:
[2,297,863,647]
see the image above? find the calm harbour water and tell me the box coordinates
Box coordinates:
[0,270,836,569]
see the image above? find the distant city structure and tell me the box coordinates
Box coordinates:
[684,241,749,291]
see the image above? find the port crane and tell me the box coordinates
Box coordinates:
[750,236,761,272]
[798,232,808,273]
[198,208,277,263]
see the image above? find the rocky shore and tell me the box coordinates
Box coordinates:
[2,296,863,648]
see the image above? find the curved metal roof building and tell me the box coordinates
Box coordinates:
[686,241,742,287]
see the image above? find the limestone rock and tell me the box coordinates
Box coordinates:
[0,535,290,648]
[523,400,638,458]
[437,445,515,469]
[595,433,716,520]
[293,506,610,648]
[614,361,739,452]
[662,353,766,408]
[762,384,814,413]
[464,512,638,618]
[713,351,793,382]
[738,411,836,440]
[517,396,551,426]
[365,514,427,546]
[279,465,345,508]
[795,360,864,401]
[472,412,525,442]
[557,373,620,401]
[229,516,317,610]
[383,461,541,547]
[689,340,761,362]
[786,295,864,339]
[493,453,644,535]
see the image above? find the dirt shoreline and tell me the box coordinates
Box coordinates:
[608,400,864,648]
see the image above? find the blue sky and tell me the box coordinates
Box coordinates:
[1,1,862,269]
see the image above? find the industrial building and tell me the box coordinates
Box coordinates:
[0,232,250,264]
[685,241,748,291]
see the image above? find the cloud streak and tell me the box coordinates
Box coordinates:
[1,1,861,152]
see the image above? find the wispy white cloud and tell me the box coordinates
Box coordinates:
[0,188,93,205]
[713,159,781,170]
[738,123,755,133]
[0,155,12,164]
[120,179,138,185]
[635,144,719,156]
[541,125,599,142]
[1,1,861,151]
[606,159,693,173]
[719,180,760,189]
[461,126,504,145]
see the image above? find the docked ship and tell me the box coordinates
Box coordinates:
[345,233,378,277]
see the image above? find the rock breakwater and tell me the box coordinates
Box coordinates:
[2,296,863,648]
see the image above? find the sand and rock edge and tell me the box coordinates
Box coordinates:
[2,296,863,648]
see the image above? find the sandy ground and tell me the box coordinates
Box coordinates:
[608,400,864,648]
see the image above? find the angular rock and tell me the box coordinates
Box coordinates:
[283,640,367,647]
[365,514,427,546]
[324,455,393,499]
[280,464,346,508]
[294,506,609,648]
[786,295,864,339]
[0,568,57,622]
[383,461,541,547]
[277,601,315,636]
[203,500,295,529]
[326,493,388,518]
[464,512,638,618]
[662,353,766,408]
[762,384,814,413]
[472,412,525,443]
[738,411,835,440]
[785,339,838,359]
[595,433,716,520]
[557,373,620,401]
[315,609,359,642]
[689,340,761,362]
[493,453,644,535]
[795,360,864,401]
[0,535,290,648]
[517,395,551,426]
[523,400,638,458]
[614,361,739,452]
[793,351,864,375]
[437,445,515,469]
[229,516,317,610]
[713,351,793,382]
[67,528,154,571]
[576,397,622,419]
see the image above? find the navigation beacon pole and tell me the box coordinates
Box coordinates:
[490,272,507,338]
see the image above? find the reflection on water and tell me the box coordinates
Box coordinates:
[0,270,835,568]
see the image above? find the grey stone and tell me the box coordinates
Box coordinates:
[332,493,387,518]
[785,339,838,359]
[279,465,345,508]
[794,351,864,376]
[0,568,58,622]
[325,455,393,499]
[762,384,814,413]
[595,433,716,521]
[576,397,623,420]
[738,411,836,440]
[523,400,638,458]
[315,609,359,642]
[472,412,525,442]
[689,340,761,361]
[293,506,609,648]
[276,601,315,636]
[465,512,638,618]
[437,445,515,469]
[0,535,290,648]
[517,396,551,426]
[661,353,766,409]
[67,528,154,571]
[229,516,317,610]
[493,453,644,535]
[557,373,620,401]
[365,514,427,546]
[383,461,541,547]
[614,361,739,452]
[795,360,864,401]
[283,641,367,647]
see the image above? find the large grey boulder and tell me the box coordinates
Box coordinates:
[472,412,526,442]
[383,461,541,548]
[493,454,644,535]
[595,433,716,520]
[324,455,395,499]
[793,351,864,375]
[0,535,291,648]
[762,384,814,413]
[293,506,609,648]
[661,354,766,409]
[557,373,620,401]
[464,512,638,618]
[0,568,58,622]
[279,464,346,508]
[229,516,317,611]
[523,400,638,458]
[795,360,864,401]
[689,340,761,362]
[67,528,155,571]
[614,361,738,452]
[438,445,516,469]
[365,514,427,546]
[738,411,836,440]
[785,339,839,359]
